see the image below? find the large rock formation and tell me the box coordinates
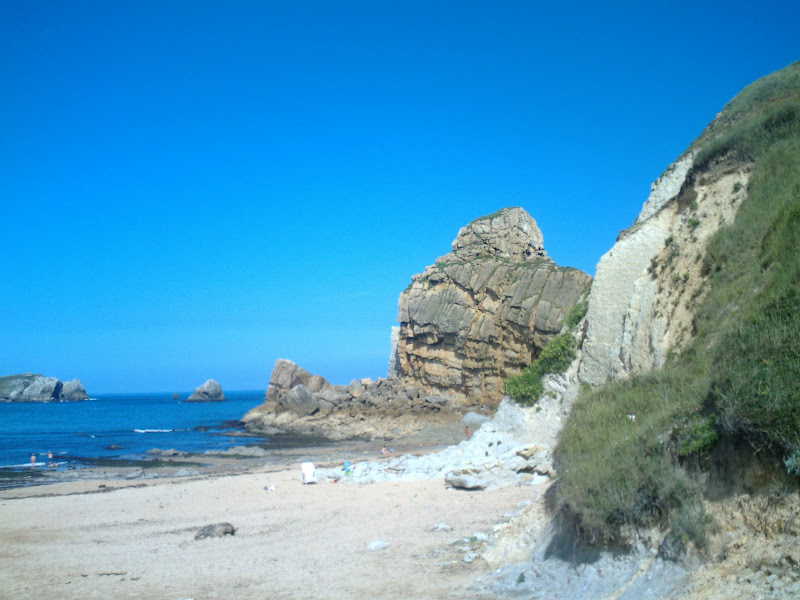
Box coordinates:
[186,379,226,402]
[0,373,90,402]
[395,207,592,406]
[245,208,591,439]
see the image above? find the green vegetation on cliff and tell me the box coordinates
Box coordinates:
[556,61,800,546]
[504,333,577,404]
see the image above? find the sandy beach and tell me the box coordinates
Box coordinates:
[0,453,541,600]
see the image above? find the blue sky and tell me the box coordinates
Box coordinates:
[2,1,798,393]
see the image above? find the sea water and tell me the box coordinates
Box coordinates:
[0,390,266,470]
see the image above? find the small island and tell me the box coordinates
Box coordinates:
[185,379,225,402]
[0,373,89,402]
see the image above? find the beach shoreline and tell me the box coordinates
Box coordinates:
[0,433,541,600]
[0,416,469,497]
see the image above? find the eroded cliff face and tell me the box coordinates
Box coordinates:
[577,154,750,385]
[395,207,592,406]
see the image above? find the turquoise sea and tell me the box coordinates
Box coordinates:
[0,390,267,471]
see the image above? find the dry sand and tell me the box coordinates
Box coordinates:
[0,461,541,599]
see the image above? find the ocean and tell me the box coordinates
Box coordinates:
[0,390,267,470]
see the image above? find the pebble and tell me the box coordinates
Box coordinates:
[368,540,389,551]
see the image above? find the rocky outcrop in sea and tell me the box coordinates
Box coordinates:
[394,207,591,406]
[60,378,90,401]
[186,379,226,402]
[243,359,460,440]
[0,373,89,402]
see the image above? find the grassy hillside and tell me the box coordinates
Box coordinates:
[555,61,800,546]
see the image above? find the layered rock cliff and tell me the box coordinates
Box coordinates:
[395,207,592,406]
[577,152,750,385]
[0,373,89,402]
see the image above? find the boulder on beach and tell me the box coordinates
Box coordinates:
[186,379,225,402]
[195,522,236,540]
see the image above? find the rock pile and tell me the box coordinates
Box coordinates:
[243,359,460,440]
[315,399,555,489]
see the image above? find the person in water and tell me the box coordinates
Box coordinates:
[30,453,36,467]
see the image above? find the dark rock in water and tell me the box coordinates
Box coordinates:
[186,379,225,402]
[195,522,236,540]
[220,419,244,429]
[172,393,180,400]
[147,448,188,457]
[0,373,90,402]
[105,444,125,450]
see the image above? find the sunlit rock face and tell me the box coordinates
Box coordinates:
[577,153,750,385]
[395,207,592,407]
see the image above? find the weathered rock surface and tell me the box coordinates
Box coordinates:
[60,378,89,401]
[186,379,225,402]
[396,207,591,406]
[577,154,750,385]
[0,373,89,402]
[244,359,462,440]
[194,522,236,540]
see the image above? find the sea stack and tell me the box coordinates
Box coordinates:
[60,379,90,401]
[395,207,592,406]
[186,379,226,402]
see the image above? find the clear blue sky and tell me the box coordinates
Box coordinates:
[2,1,798,393]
